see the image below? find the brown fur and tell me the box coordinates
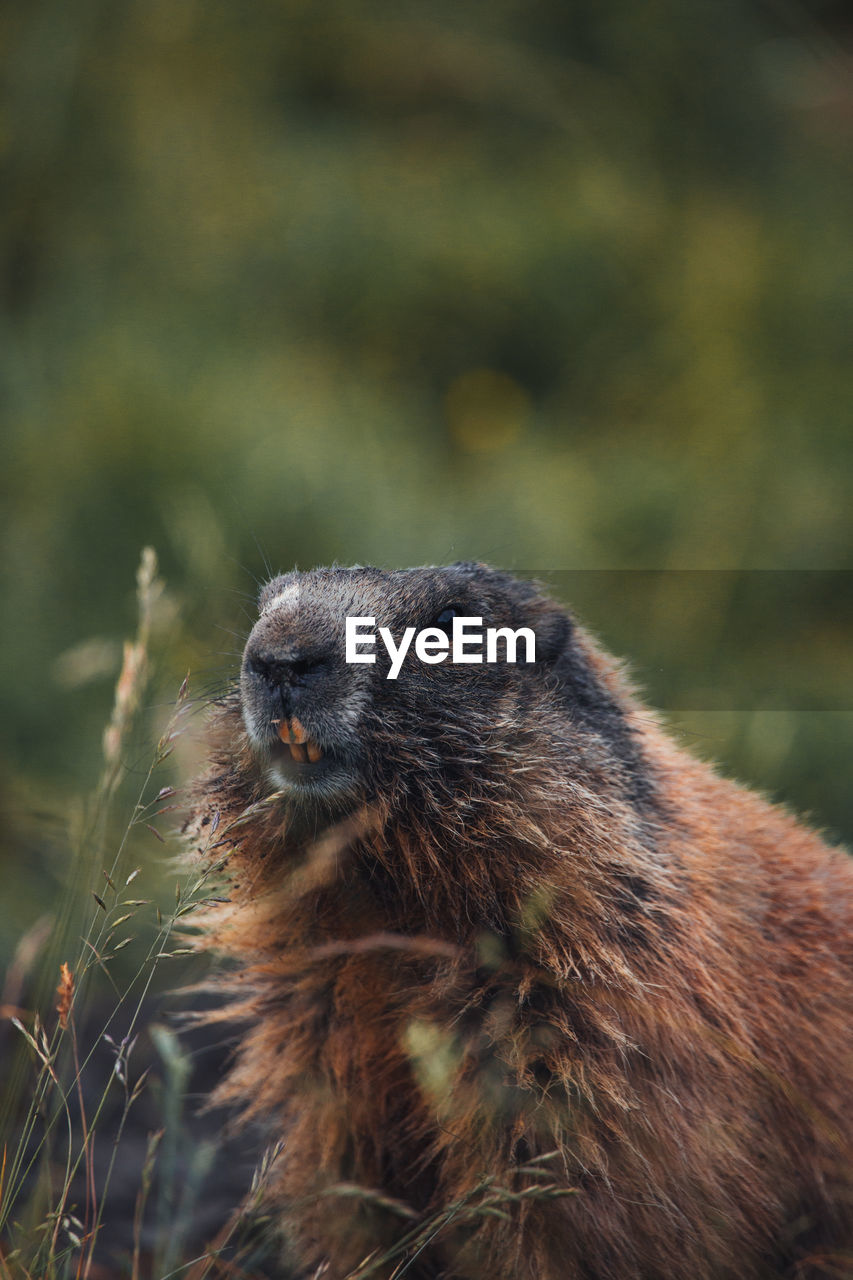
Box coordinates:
[184,564,853,1279]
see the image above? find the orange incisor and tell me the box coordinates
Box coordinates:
[277,716,323,763]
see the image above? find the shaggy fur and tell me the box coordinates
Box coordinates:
[185,564,853,1280]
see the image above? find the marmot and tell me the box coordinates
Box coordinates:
[186,563,853,1280]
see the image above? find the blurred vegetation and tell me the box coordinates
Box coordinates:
[1,0,852,983]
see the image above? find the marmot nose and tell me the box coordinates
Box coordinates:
[245,650,329,695]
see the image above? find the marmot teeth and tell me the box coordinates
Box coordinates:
[277,715,309,744]
[276,716,323,761]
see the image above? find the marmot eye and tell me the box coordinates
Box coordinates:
[434,607,460,631]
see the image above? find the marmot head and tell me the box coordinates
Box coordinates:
[238,563,648,824]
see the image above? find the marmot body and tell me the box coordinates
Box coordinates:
[187,564,853,1279]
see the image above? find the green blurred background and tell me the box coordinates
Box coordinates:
[1,0,851,975]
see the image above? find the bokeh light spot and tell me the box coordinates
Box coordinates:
[444,368,529,453]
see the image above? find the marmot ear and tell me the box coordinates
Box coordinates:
[529,600,573,663]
